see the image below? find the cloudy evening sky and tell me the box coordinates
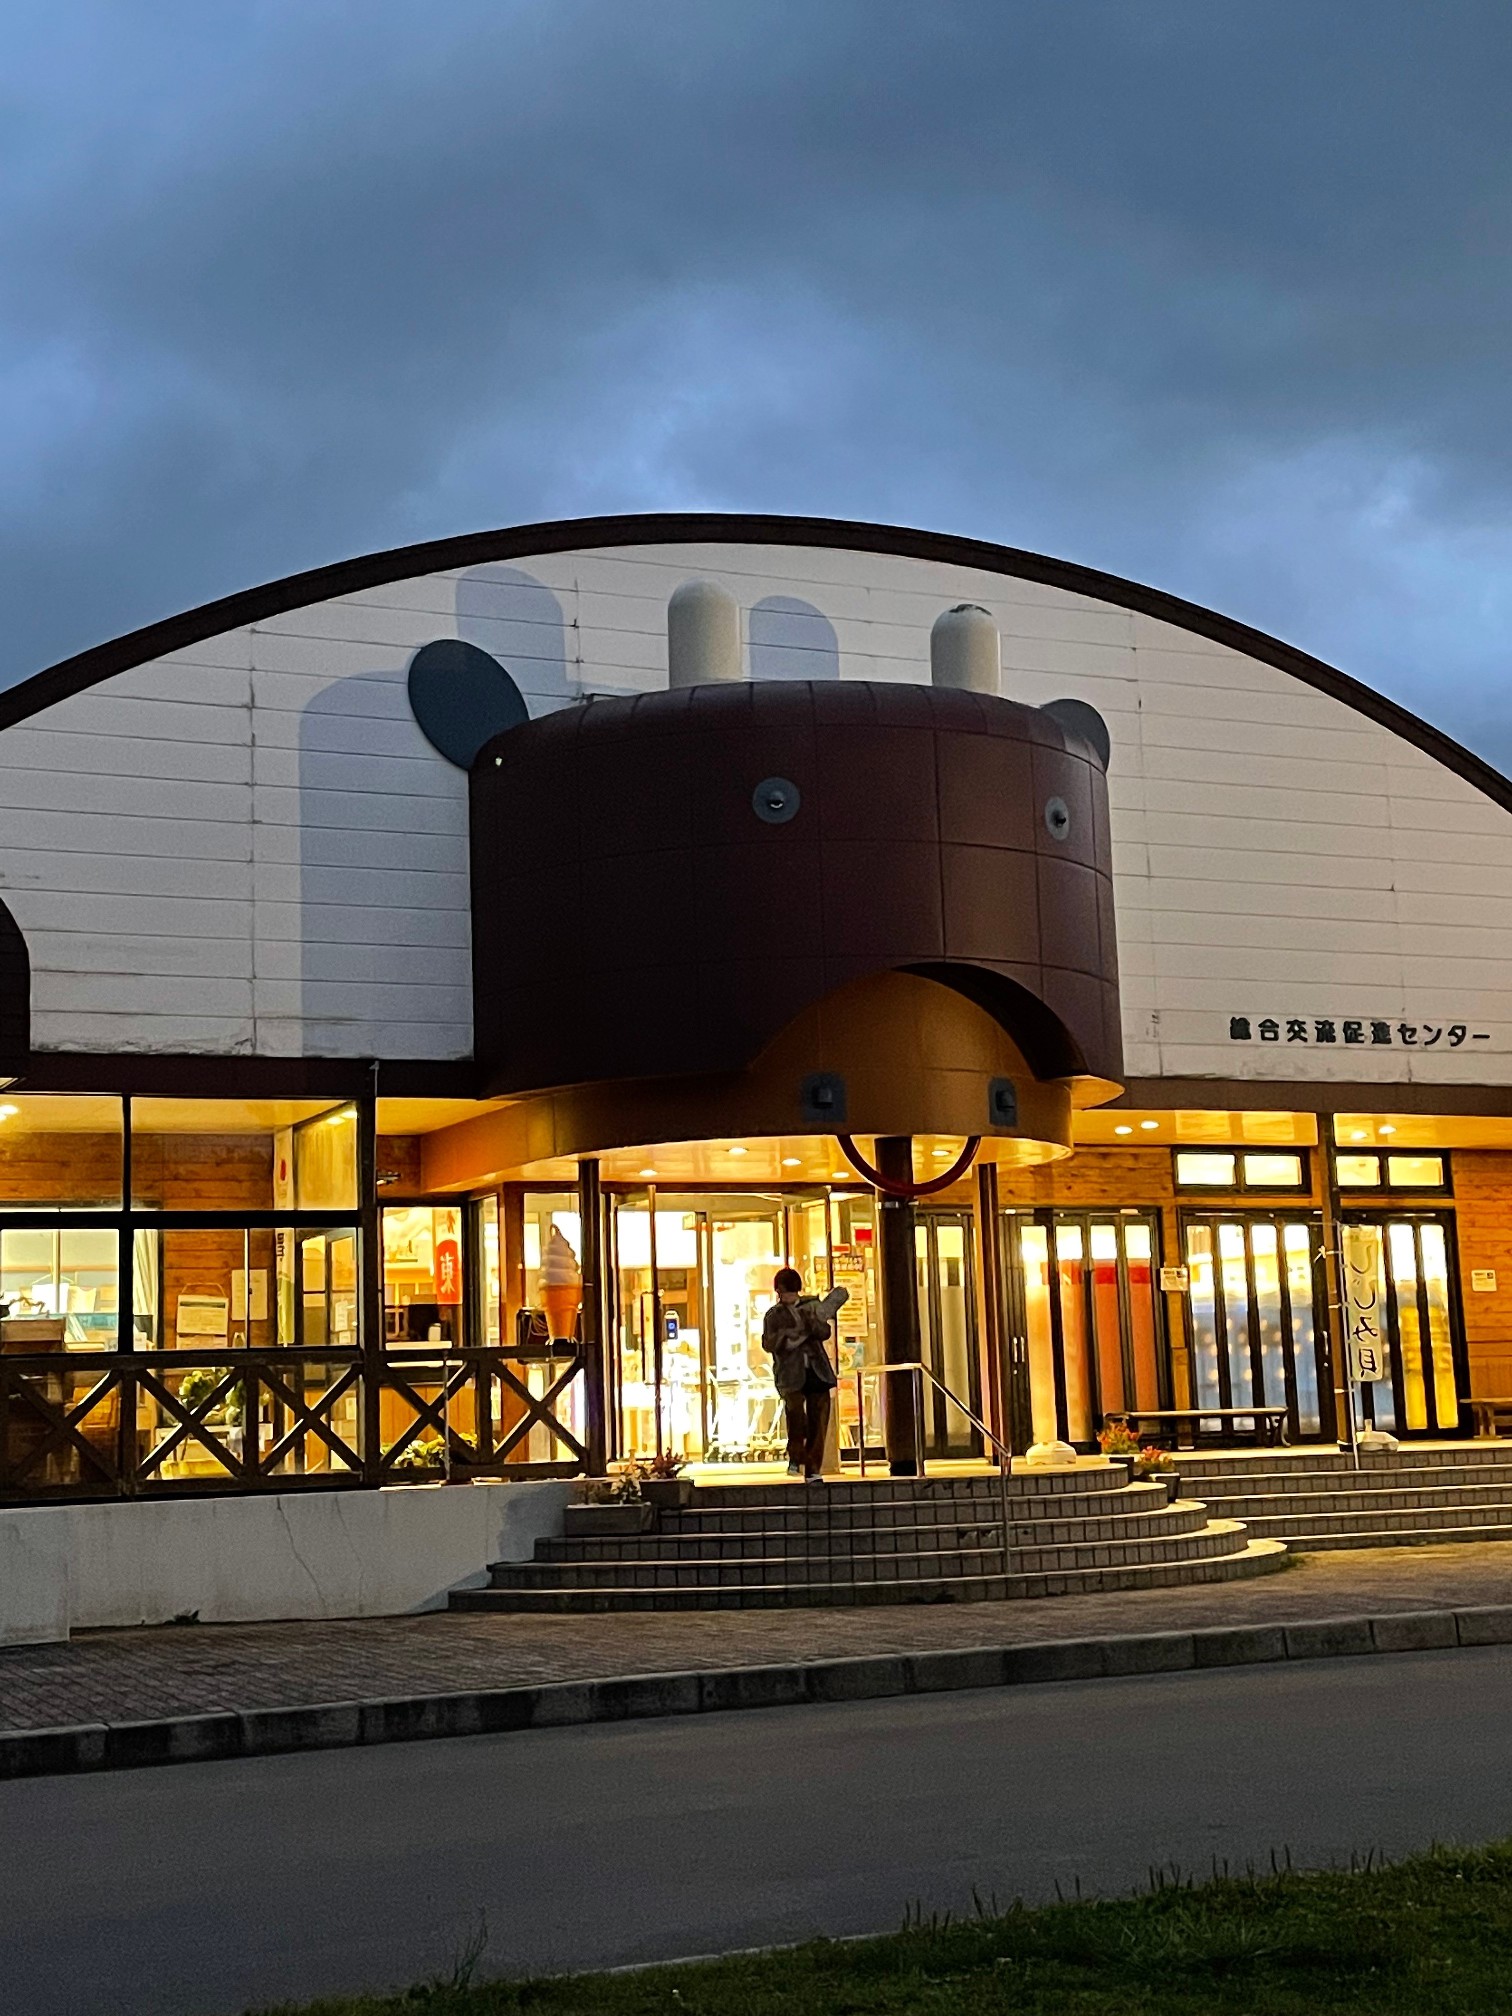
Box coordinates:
[5,1,1512,762]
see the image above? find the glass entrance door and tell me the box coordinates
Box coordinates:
[1007,1212,1164,1448]
[703,1200,787,1463]
[915,1211,982,1458]
[1344,1216,1464,1437]
[1183,1216,1331,1440]
[610,1194,709,1462]
[610,1191,846,1465]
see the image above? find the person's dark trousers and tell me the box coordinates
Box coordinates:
[784,1389,830,1475]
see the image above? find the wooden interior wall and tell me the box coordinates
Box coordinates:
[1441,1153,1512,1396]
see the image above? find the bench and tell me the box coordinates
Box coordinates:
[1104,1406,1290,1450]
[1470,1398,1512,1439]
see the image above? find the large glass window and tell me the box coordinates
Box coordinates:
[512,1192,586,1464]
[1176,1150,1307,1192]
[1336,1151,1448,1193]
[131,1100,357,1211]
[0,1096,366,1500]
[382,1204,464,1346]
[0,1226,119,1348]
[0,1096,123,1207]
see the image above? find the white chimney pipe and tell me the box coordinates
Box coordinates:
[930,604,1001,694]
[668,580,742,688]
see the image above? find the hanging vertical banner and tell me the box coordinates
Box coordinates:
[434,1207,463,1305]
[1341,1224,1387,1382]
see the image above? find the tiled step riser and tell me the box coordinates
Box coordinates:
[538,1507,1211,1563]
[685,1476,1129,1512]
[1176,1447,1512,1480]
[458,1540,1288,1613]
[1287,1527,1512,1553]
[1175,1469,1512,1498]
[667,1489,1167,1535]
[499,1521,1249,1590]
[1197,1488,1512,1519]
[1236,1510,1512,1541]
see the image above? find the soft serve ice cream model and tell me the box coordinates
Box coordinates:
[540,1225,582,1344]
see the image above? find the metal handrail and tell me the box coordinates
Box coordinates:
[844,1359,1020,1587]
[847,1359,1013,1478]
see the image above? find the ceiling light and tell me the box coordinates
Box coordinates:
[931,1147,953,1159]
[831,1173,848,1182]
[1350,1131,1367,1143]
[0,1105,17,1121]
[1379,1125,1396,1136]
[726,1144,748,1156]
[1140,1120,1159,1131]
[638,1168,657,1179]
[781,1157,801,1168]
[1114,1124,1133,1136]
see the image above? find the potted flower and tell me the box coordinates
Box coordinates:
[636,1450,694,1512]
[564,1470,654,1537]
[392,1433,449,1478]
[1096,1419,1141,1464]
[1134,1444,1180,1502]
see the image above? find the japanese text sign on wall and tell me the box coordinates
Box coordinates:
[1229,1015,1490,1050]
[1340,1225,1387,1384]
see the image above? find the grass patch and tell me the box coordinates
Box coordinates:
[251,1841,1512,2014]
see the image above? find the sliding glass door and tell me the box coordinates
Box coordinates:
[1005,1211,1164,1448]
[1182,1215,1332,1441]
[1342,1215,1464,1438]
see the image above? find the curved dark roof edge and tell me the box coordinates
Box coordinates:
[5,509,1507,812]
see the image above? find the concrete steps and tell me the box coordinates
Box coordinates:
[450,1538,1287,1613]
[453,1470,1285,1614]
[1172,1443,1512,1553]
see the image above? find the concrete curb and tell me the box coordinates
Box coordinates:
[4,1603,1511,1782]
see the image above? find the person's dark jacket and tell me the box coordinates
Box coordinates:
[762,1299,837,1397]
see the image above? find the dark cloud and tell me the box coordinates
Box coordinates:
[5,0,1512,763]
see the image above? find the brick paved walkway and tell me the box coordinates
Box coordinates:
[3,1545,1510,1735]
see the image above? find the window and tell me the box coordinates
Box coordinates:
[1335,1151,1448,1193]
[0,1096,123,1207]
[382,1204,465,1346]
[1175,1150,1307,1192]
[0,1226,119,1348]
[131,1100,357,1211]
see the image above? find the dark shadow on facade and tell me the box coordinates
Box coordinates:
[748,596,840,681]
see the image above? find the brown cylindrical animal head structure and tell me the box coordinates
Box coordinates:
[469,679,1121,1161]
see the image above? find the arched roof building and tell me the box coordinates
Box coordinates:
[2,514,1510,1500]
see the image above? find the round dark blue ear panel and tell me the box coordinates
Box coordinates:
[407,639,529,768]
[1040,696,1111,770]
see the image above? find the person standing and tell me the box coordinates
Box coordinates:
[762,1268,845,1483]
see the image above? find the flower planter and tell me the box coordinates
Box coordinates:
[565,1502,655,1538]
[1137,1470,1180,1503]
[640,1477,695,1512]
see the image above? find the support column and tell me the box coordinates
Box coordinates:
[358,1062,383,1485]
[577,1157,608,1475]
[876,1135,921,1476]
[975,1161,1010,1455]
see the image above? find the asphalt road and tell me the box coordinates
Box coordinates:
[5,1646,1512,2016]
